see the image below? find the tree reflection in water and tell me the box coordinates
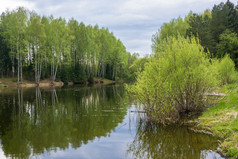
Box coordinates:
[127,119,220,159]
[0,86,222,159]
[0,85,129,159]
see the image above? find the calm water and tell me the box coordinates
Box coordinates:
[0,85,224,159]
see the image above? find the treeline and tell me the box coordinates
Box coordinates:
[0,7,137,84]
[152,0,238,66]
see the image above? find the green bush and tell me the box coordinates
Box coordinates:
[129,36,217,124]
[217,54,236,85]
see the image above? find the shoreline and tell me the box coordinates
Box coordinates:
[0,78,64,88]
[0,77,116,89]
[189,83,238,159]
[132,83,238,159]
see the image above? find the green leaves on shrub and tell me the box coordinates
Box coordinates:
[129,36,218,124]
[215,55,236,85]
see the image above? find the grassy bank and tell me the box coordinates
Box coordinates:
[198,83,238,158]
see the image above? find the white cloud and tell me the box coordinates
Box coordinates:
[0,0,35,13]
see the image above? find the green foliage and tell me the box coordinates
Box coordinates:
[0,7,28,83]
[186,12,215,53]
[213,54,236,85]
[185,1,238,63]
[0,8,133,83]
[129,57,149,81]
[125,52,139,81]
[217,30,238,66]
[210,2,230,44]
[218,55,235,84]
[152,17,189,53]
[0,32,11,77]
[130,36,217,124]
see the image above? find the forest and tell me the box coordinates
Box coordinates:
[152,0,238,66]
[0,7,138,85]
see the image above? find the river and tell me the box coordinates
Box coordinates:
[0,85,224,159]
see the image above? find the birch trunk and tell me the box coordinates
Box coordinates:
[20,51,23,84]
[11,47,15,77]
[17,40,19,86]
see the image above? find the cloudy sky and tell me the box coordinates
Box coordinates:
[0,0,237,56]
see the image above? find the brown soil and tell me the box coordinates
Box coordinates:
[0,78,64,88]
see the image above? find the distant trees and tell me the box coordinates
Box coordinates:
[129,57,149,81]
[186,0,238,65]
[186,11,214,52]
[216,30,238,66]
[151,17,189,53]
[1,7,28,84]
[152,0,238,67]
[0,7,135,83]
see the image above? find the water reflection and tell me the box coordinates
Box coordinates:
[127,119,221,159]
[0,85,223,159]
[0,85,129,159]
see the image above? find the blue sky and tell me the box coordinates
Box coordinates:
[0,0,237,56]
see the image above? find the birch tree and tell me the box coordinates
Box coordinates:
[0,11,16,77]
[27,15,46,85]
[50,18,69,83]
[2,8,28,84]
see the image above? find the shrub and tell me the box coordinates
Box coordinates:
[129,36,217,124]
[217,54,236,85]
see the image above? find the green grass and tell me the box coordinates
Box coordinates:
[199,83,238,158]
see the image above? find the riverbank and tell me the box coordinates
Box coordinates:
[0,77,116,89]
[0,78,64,88]
[195,83,238,158]
[93,77,116,85]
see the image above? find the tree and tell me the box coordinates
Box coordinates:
[216,29,238,66]
[27,15,46,85]
[186,12,215,53]
[0,29,11,77]
[1,10,17,77]
[152,17,189,53]
[0,8,132,84]
[49,18,70,83]
[2,8,28,84]
[210,2,229,43]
